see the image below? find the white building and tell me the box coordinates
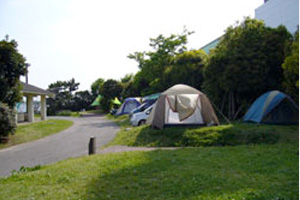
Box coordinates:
[18,82,54,123]
[255,0,299,34]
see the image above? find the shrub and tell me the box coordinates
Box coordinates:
[0,103,16,137]
[57,110,72,116]
[110,115,297,148]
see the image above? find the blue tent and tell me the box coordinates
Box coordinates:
[115,97,141,116]
[244,90,298,124]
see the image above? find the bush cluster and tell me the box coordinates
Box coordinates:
[0,103,16,137]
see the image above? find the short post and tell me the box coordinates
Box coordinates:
[89,136,96,155]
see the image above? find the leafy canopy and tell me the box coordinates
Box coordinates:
[203,17,292,119]
[47,78,83,114]
[100,79,123,112]
[0,36,28,107]
[91,78,104,97]
[128,29,193,95]
[282,31,299,101]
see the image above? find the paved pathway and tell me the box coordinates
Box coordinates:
[0,115,119,177]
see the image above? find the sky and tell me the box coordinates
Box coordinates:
[0,0,263,91]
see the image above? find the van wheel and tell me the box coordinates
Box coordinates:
[138,120,146,126]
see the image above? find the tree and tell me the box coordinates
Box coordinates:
[47,78,80,114]
[0,103,16,138]
[120,74,140,98]
[91,78,104,98]
[128,29,193,95]
[0,36,28,107]
[163,49,207,90]
[67,78,80,93]
[100,79,123,112]
[120,74,133,84]
[203,18,292,120]
[282,31,299,101]
[131,71,151,96]
[72,90,93,111]
[48,78,79,94]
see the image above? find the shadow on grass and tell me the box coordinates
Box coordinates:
[83,146,298,200]
[124,123,299,147]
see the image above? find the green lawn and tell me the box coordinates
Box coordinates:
[56,109,104,117]
[0,115,298,199]
[0,144,298,199]
[107,115,299,147]
[0,119,73,150]
[56,110,81,117]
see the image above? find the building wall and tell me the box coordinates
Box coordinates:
[201,0,298,54]
[201,37,222,54]
[255,0,299,34]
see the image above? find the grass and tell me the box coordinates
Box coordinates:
[107,115,299,147]
[0,114,297,199]
[107,114,129,126]
[0,119,73,150]
[56,110,81,117]
[0,144,298,199]
[56,109,104,117]
[82,109,104,115]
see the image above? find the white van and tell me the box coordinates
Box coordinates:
[130,104,154,126]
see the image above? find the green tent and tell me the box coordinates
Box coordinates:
[111,97,121,105]
[142,93,161,101]
[91,95,102,106]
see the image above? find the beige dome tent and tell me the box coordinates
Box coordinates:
[147,84,219,129]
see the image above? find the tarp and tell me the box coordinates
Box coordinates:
[244,90,299,124]
[166,94,199,121]
[91,95,102,106]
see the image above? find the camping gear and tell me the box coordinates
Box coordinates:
[243,90,299,124]
[115,97,141,116]
[147,84,219,129]
[91,95,102,106]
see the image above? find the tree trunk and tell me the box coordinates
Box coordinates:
[233,105,243,120]
[228,92,231,120]
[232,92,235,120]
[221,91,227,114]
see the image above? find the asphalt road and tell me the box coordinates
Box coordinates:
[0,115,119,177]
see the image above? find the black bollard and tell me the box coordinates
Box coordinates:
[89,136,96,155]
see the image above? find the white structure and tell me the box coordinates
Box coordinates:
[19,82,54,123]
[255,0,299,34]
